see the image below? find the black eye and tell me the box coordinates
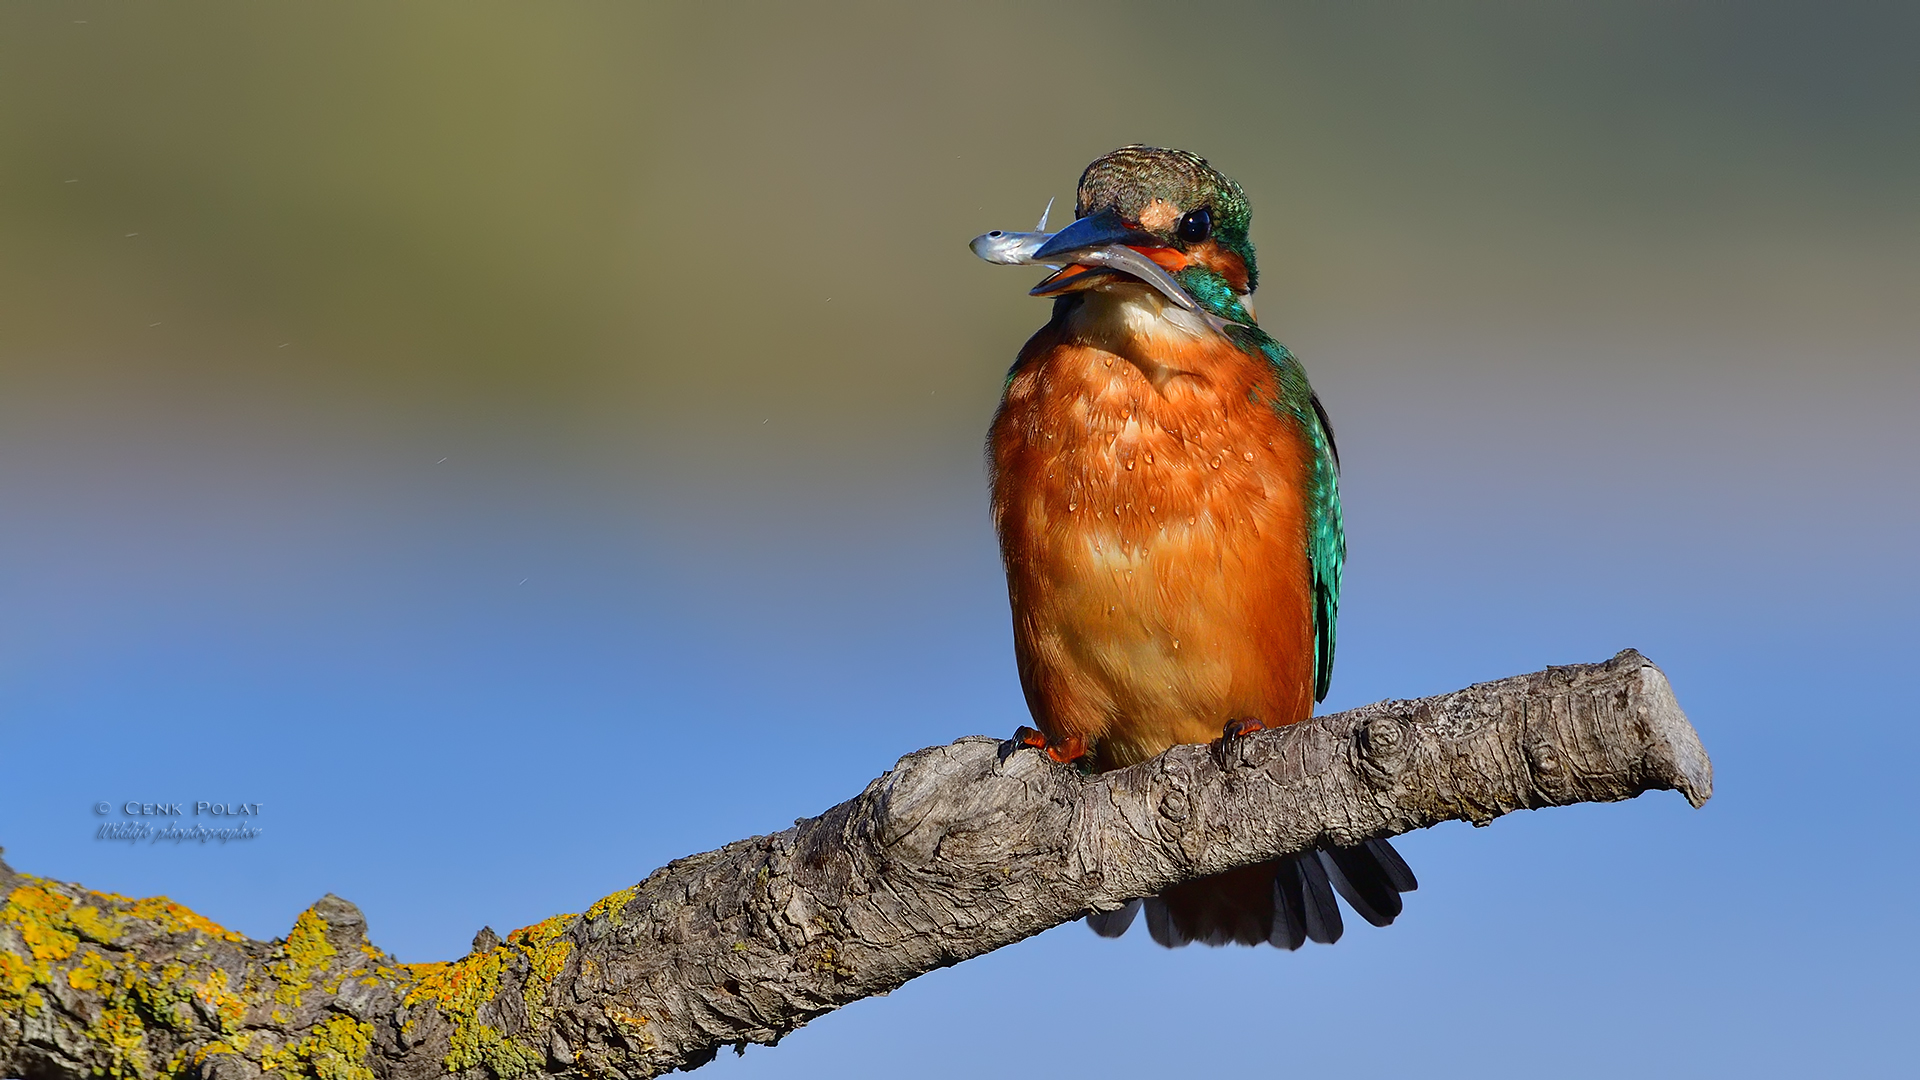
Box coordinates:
[1176,207,1212,243]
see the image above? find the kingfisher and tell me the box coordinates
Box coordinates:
[981,146,1415,948]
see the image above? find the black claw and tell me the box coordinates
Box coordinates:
[1211,717,1265,771]
[999,725,1045,763]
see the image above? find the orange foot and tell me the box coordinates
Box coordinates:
[1222,717,1268,739]
[1009,725,1089,767]
[1213,716,1268,770]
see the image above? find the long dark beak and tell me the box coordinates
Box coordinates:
[1030,208,1160,261]
[1026,207,1207,314]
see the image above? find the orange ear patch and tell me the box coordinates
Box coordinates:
[1137,198,1182,233]
[1186,241,1250,294]
[1131,247,1194,274]
[1122,242,1248,294]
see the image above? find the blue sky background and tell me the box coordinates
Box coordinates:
[3,4,1916,1077]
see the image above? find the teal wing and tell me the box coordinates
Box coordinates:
[1304,391,1344,702]
[1241,329,1345,703]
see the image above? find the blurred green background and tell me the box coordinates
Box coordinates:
[3,4,1916,1077]
[8,2,1912,468]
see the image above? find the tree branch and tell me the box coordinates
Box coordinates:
[2,649,1710,1080]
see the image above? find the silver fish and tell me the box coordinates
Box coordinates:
[969,228,1057,266]
[969,197,1058,265]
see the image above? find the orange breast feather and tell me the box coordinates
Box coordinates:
[990,324,1315,770]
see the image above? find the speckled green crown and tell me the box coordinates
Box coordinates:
[1073,145,1256,291]
[1073,146,1243,217]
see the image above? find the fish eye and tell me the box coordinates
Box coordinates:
[1176,207,1212,243]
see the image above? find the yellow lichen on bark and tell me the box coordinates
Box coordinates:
[2,876,262,1079]
[403,947,525,1076]
[4,883,82,964]
[271,908,338,1008]
[125,895,245,943]
[259,1014,375,1080]
[394,909,585,1078]
[584,883,640,923]
[66,947,117,993]
[505,914,576,1012]
[196,968,249,1033]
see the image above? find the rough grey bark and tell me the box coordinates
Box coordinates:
[1,650,1710,1080]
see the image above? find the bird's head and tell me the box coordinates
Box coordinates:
[1031,145,1257,325]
